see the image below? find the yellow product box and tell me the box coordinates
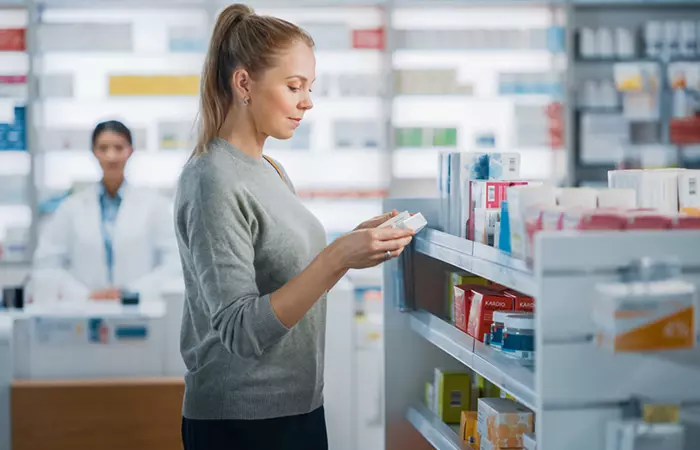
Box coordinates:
[477,398,533,449]
[478,375,501,399]
[435,370,471,424]
[109,75,200,96]
[594,277,697,352]
[643,404,680,424]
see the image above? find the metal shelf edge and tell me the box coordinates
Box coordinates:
[409,310,538,412]
[415,228,536,297]
[407,404,473,450]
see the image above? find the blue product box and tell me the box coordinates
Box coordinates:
[13,106,25,125]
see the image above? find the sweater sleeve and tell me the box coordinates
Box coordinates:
[185,175,290,359]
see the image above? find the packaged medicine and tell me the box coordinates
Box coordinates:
[501,313,535,361]
[477,397,533,450]
[594,258,697,352]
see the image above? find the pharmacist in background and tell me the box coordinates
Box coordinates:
[30,120,180,303]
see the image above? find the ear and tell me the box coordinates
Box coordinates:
[232,68,252,102]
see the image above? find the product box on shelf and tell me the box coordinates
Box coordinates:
[679,170,700,214]
[593,261,698,352]
[469,180,529,242]
[434,369,472,424]
[561,208,626,231]
[608,169,681,213]
[674,214,700,229]
[507,184,556,260]
[597,188,637,209]
[467,288,514,343]
[453,282,488,332]
[451,152,489,237]
[451,274,490,324]
[460,411,479,449]
[624,210,673,230]
[504,290,535,312]
[488,153,521,181]
[0,28,26,51]
[594,272,697,353]
[477,397,533,450]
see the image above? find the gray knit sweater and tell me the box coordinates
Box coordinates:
[174,138,328,420]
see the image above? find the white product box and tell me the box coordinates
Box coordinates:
[608,169,681,213]
[557,187,598,209]
[397,213,427,233]
[597,188,637,209]
[507,185,557,260]
[450,152,488,237]
[488,152,521,180]
[378,210,411,229]
[678,170,700,211]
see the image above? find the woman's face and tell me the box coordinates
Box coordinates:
[248,40,315,140]
[93,130,133,179]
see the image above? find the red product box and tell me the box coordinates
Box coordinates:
[352,28,385,50]
[0,75,27,84]
[624,211,673,230]
[454,284,483,332]
[673,214,700,229]
[0,29,26,51]
[466,287,514,342]
[504,290,535,312]
[562,208,626,231]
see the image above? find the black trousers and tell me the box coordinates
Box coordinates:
[182,406,328,450]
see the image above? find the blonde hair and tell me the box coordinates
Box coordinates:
[193,4,314,155]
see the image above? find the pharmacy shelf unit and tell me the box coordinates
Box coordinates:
[564,1,700,186]
[383,197,700,450]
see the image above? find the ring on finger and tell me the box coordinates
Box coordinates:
[385,250,391,261]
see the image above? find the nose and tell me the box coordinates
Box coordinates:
[299,91,313,111]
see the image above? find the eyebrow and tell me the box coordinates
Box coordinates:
[286,75,316,83]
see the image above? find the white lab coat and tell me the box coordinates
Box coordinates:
[31,183,181,303]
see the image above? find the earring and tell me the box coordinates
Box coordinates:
[242,97,249,106]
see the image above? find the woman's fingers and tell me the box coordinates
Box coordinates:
[373,227,414,241]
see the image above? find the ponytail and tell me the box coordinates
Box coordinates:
[193,3,313,156]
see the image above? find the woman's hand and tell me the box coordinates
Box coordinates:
[326,227,414,271]
[354,210,399,230]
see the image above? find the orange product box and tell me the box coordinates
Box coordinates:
[477,398,533,450]
[467,287,514,342]
[504,290,535,312]
[460,411,479,447]
[454,284,484,333]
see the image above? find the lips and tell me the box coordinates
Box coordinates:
[289,118,301,127]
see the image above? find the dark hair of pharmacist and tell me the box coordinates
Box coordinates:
[194,3,313,154]
[91,120,133,149]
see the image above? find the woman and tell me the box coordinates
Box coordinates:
[175,4,414,450]
[31,120,180,303]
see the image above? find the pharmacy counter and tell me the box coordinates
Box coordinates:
[0,301,181,450]
[11,376,184,450]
